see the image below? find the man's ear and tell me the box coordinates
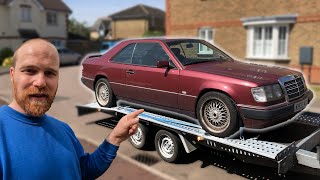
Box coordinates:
[10,67,14,82]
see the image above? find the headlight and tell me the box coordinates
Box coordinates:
[251,84,284,102]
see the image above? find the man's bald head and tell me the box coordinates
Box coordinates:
[9,38,60,117]
[13,38,59,67]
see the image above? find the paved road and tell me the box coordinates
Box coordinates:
[1,66,319,180]
[80,139,165,180]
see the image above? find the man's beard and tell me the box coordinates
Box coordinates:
[13,82,56,117]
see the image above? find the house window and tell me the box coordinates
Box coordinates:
[278,26,287,56]
[51,40,62,48]
[99,24,105,37]
[20,5,31,22]
[249,25,288,59]
[198,27,213,54]
[241,14,296,60]
[47,12,58,25]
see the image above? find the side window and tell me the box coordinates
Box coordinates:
[132,43,169,67]
[111,44,135,64]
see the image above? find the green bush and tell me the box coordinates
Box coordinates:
[143,30,164,37]
[0,47,14,65]
[2,56,13,67]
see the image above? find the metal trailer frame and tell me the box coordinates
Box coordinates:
[77,102,320,175]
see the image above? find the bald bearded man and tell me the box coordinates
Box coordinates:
[0,39,143,180]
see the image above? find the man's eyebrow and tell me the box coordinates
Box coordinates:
[20,65,58,73]
[20,65,39,70]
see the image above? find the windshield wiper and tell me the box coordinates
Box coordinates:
[184,60,212,66]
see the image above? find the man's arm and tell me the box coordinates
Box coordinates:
[80,109,144,179]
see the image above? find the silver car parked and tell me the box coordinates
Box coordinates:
[57,48,82,66]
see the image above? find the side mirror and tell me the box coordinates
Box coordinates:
[156,60,169,68]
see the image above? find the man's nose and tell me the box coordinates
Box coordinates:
[33,73,47,88]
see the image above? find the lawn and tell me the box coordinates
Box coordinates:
[310,85,320,97]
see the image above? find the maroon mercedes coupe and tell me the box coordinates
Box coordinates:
[81,38,313,137]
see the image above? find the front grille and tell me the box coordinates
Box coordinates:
[283,76,305,101]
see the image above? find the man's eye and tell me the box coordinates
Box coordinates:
[23,69,36,74]
[45,71,56,77]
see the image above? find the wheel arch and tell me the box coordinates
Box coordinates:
[93,74,108,91]
[195,88,239,119]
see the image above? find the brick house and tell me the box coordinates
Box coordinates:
[109,4,165,39]
[166,0,320,83]
[0,0,71,50]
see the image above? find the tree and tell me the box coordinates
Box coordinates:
[0,47,13,65]
[68,17,90,39]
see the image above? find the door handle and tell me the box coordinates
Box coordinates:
[126,70,135,74]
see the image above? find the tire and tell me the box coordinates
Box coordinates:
[196,91,239,137]
[155,130,185,163]
[129,123,150,149]
[95,78,115,107]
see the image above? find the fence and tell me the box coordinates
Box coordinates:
[291,65,320,85]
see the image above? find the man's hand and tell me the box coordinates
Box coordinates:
[107,109,144,146]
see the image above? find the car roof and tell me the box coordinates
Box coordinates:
[119,37,203,43]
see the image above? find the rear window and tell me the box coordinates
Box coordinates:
[111,44,135,64]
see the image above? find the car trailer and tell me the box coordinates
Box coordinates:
[77,102,320,175]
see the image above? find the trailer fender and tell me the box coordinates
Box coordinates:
[178,134,197,153]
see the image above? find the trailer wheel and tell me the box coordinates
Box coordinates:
[155,130,184,163]
[95,78,115,107]
[129,123,150,149]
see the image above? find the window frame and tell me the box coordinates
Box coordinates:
[242,14,296,60]
[110,43,136,64]
[247,24,289,60]
[47,11,58,26]
[20,5,31,22]
[198,27,214,54]
[51,40,62,48]
[131,42,172,68]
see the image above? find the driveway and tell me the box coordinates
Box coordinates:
[0,66,319,180]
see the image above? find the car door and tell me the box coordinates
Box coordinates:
[107,43,135,99]
[125,42,180,108]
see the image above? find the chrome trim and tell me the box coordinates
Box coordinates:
[238,90,311,110]
[110,81,197,98]
[237,101,289,110]
[82,76,94,81]
[278,75,306,102]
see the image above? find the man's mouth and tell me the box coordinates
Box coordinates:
[29,93,49,101]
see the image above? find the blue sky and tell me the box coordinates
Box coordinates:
[63,0,165,27]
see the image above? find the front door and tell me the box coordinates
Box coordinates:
[125,42,179,108]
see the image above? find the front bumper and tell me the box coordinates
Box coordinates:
[239,90,314,121]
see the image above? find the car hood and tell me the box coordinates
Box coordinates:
[184,60,300,84]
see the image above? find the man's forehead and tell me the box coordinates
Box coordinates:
[15,40,59,68]
[19,42,56,56]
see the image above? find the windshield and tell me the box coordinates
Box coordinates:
[166,40,232,66]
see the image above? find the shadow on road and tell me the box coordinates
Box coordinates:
[192,148,319,180]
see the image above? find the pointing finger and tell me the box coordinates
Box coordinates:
[127,117,139,127]
[127,109,144,119]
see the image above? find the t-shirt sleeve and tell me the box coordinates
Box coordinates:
[62,123,119,179]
